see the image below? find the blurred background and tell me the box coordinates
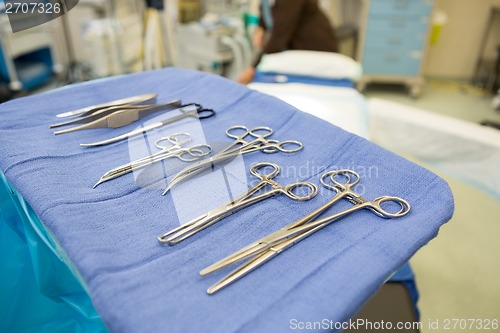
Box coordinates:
[0,1,498,96]
[0,1,499,332]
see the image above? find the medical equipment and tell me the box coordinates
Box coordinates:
[158,162,318,245]
[176,21,251,79]
[201,169,411,294]
[80,104,215,147]
[0,9,61,91]
[55,93,157,118]
[93,133,212,188]
[143,6,168,70]
[162,126,303,195]
[51,99,183,134]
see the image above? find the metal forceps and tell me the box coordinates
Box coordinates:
[50,99,182,135]
[201,169,411,294]
[55,93,158,118]
[80,104,215,147]
[162,126,303,195]
[158,162,318,245]
[93,133,212,188]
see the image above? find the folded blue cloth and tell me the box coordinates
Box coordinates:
[0,68,453,333]
[254,71,355,88]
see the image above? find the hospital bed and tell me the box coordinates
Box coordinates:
[249,51,367,138]
[252,50,361,89]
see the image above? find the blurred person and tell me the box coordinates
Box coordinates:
[237,0,339,84]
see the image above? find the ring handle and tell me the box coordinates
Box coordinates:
[180,103,203,111]
[369,196,411,218]
[250,162,280,180]
[320,169,361,192]
[248,126,273,139]
[197,108,216,119]
[262,139,303,154]
[177,145,212,162]
[226,125,251,139]
[284,182,318,201]
[177,151,200,162]
[188,144,212,157]
[155,133,191,149]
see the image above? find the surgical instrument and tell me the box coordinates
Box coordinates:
[81,104,215,147]
[158,162,318,245]
[51,99,183,135]
[93,133,212,188]
[56,93,158,118]
[201,169,411,294]
[162,126,303,195]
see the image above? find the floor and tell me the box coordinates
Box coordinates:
[364,80,500,124]
[364,81,500,333]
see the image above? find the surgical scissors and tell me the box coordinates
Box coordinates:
[93,133,212,188]
[162,126,303,195]
[55,93,158,118]
[200,169,411,294]
[50,99,183,134]
[81,104,215,147]
[158,162,318,245]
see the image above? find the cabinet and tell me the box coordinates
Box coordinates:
[356,0,434,97]
[0,15,59,91]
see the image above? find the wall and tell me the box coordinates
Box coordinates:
[424,0,500,79]
[322,0,500,80]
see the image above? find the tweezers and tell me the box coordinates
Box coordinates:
[55,93,158,118]
[51,99,183,135]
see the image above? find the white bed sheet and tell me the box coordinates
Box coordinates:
[248,83,500,199]
[368,98,500,199]
[248,82,369,138]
